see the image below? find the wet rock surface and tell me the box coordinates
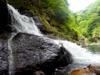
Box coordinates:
[0,38,9,75]
[10,33,73,75]
[33,16,47,34]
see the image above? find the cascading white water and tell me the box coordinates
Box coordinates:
[8,4,42,36]
[7,4,100,74]
[54,40,100,65]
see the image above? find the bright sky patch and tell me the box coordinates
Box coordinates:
[68,0,96,12]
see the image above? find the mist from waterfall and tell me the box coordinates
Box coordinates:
[7,4,100,75]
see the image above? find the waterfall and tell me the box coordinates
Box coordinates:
[7,4,100,74]
[8,4,42,36]
[7,4,42,75]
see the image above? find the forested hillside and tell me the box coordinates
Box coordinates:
[7,0,100,43]
[76,0,100,42]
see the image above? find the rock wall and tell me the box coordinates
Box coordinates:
[0,0,11,33]
[0,0,12,75]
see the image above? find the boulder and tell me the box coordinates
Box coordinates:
[70,65,100,75]
[87,65,100,75]
[10,33,73,75]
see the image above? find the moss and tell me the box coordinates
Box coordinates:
[39,15,72,40]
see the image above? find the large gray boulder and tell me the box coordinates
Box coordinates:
[10,33,73,75]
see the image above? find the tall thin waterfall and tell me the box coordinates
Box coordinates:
[7,4,100,75]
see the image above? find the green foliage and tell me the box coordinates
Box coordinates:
[7,0,79,41]
[7,0,100,42]
[76,0,100,42]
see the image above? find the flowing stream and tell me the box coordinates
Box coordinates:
[7,4,100,74]
[54,40,100,65]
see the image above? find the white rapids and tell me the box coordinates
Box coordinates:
[8,4,42,36]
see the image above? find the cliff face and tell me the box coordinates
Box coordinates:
[0,0,11,74]
[0,0,11,33]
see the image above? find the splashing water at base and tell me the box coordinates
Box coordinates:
[54,40,100,65]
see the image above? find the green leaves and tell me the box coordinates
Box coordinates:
[7,0,81,41]
[76,0,100,42]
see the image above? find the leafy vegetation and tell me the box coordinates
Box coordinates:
[76,0,100,43]
[7,0,79,41]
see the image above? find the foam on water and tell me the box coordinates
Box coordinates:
[54,40,100,65]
